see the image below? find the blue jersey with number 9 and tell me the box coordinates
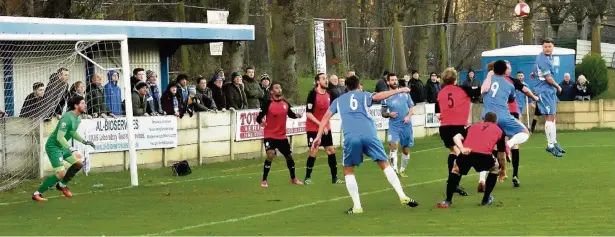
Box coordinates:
[482,75,516,117]
[329,90,378,138]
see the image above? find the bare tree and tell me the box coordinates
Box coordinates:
[269,0,298,103]
[222,0,251,73]
[43,0,72,18]
[587,0,609,53]
[540,0,570,38]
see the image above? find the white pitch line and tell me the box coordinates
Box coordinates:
[145,176,455,236]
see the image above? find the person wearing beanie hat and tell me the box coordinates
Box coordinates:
[242,66,264,109]
[223,71,248,110]
[207,74,227,110]
[260,73,271,105]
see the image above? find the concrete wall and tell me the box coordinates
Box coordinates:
[8,99,611,177]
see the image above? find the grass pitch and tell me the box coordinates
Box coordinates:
[0,130,613,236]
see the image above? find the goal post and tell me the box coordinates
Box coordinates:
[0,34,139,189]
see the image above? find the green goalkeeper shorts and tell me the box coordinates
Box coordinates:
[45,144,78,172]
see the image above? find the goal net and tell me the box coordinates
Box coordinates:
[0,34,137,191]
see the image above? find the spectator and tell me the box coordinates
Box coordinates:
[347,70,356,77]
[224,72,248,110]
[408,70,425,103]
[131,82,148,116]
[260,73,271,105]
[41,68,70,120]
[130,68,145,90]
[515,71,529,117]
[328,74,344,101]
[375,70,389,93]
[145,70,163,115]
[558,73,575,101]
[210,68,224,83]
[208,74,227,111]
[399,74,410,88]
[462,69,481,103]
[575,75,591,101]
[20,82,45,118]
[161,82,185,117]
[175,74,189,111]
[87,74,112,118]
[105,70,123,115]
[243,66,263,109]
[191,76,216,112]
[424,72,441,103]
[69,81,92,119]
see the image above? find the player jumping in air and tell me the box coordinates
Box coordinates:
[534,38,566,157]
[381,73,415,177]
[312,75,419,214]
[304,73,344,184]
[480,60,532,182]
[257,83,304,187]
[32,96,95,201]
[434,68,481,196]
[436,112,506,208]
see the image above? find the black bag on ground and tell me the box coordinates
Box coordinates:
[172,160,192,176]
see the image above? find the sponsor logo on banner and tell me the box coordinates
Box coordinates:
[368,104,389,130]
[74,116,178,153]
[235,107,307,141]
[424,103,441,128]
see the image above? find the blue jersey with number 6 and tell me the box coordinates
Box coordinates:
[329,91,378,138]
[482,75,516,117]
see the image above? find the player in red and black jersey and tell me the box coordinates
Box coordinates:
[304,73,344,185]
[256,83,304,188]
[434,68,481,196]
[436,112,507,208]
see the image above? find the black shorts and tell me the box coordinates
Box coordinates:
[307,131,334,148]
[534,106,542,116]
[510,112,520,119]
[264,138,292,156]
[439,125,466,148]
[456,152,496,175]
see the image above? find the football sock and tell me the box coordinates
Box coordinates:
[479,171,487,183]
[305,156,316,179]
[531,119,538,133]
[327,154,338,179]
[512,149,520,177]
[37,175,60,193]
[507,133,529,148]
[446,173,462,202]
[60,163,82,187]
[384,166,406,199]
[400,153,410,172]
[483,173,498,203]
[389,149,398,172]
[550,121,558,144]
[345,174,362,209]
[545,120,555,148]
[447,153,456,173]
[284,155,296,179]
[262,160,272,181]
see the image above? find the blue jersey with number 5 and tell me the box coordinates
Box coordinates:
[329,91,378,138]
[482,75,516,117]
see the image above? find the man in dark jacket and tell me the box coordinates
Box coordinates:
[558,73,575,101]
[131,82,148,116]
[191,76,217,112]
[130,68,145,91]
[20,82,45,118]
[208,75,227,111]
[40,68,70,121]
[462,69,481,103]
[424,72,441,103]
[375,70,389,93]
[260,73,271,105]
[87,74,112,118]
[408,70,425,103]
[243,66,263,109]
[224,72,248,110]
[327,74,345,101]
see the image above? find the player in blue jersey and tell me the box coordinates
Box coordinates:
[534,38,565,157]
[311,75,419,214]
[381,73,414,178]
[481,60,531,181]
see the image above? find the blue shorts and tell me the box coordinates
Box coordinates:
[388,126,414,148]
[342,135,387,167]
[537,92,557,115]
[497,115,527,137]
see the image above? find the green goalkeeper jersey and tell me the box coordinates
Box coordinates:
[46,111,81,148]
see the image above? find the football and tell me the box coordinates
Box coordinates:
[515,2,530,17]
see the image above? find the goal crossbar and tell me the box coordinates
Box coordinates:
[0,34,127,41]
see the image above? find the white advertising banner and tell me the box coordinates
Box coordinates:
[207,10,230,56]
[234,107,307,141]
[314,20,327,74]
[368,104,389,130]
[424,103,441,128]
[74,116,178,153]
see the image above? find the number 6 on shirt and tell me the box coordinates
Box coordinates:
[350,94,358,110]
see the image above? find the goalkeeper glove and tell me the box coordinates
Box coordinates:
[83,141,96,149]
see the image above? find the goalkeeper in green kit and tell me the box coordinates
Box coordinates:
[33,96,95,202]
